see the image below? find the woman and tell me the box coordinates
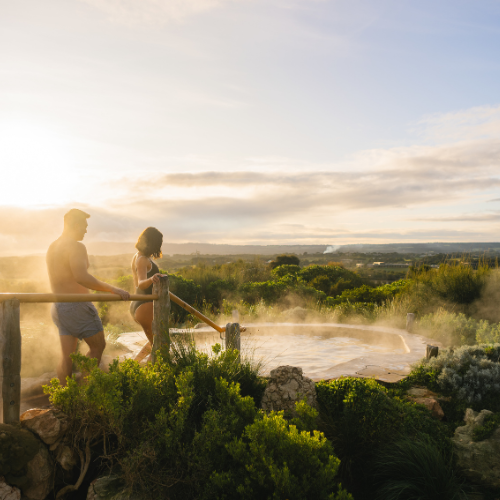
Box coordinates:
[130,227,165,347]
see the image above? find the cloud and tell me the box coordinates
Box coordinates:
[79,0,248,24]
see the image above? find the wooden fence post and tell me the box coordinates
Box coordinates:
[406,313,416,333]
[225,323,241,359]
[1,299,21,424]
[152,276,170,363]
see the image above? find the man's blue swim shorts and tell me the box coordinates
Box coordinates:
[51,302,103,340]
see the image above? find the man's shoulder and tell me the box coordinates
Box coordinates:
[47,238,87,256]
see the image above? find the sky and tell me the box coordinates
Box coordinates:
[1,0,500,255]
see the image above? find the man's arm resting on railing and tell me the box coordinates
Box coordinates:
[70,244,130,300]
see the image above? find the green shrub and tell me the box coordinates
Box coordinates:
[45,347,346,499]
[405,344,500,412]
[416,310,482,346]
[271,264,301,279]
[208,411,352,500]
[316,377,451,494]
[373,438,466,500]
[269,254,300,270]
[168,274,202,324]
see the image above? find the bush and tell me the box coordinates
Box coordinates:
[316,377,451,495]
[416,310,483,346]
[405,344,500,413]
[44,346,346,499]
[373,438,466,500]
[269,254,300,270]
[168,274,202,324]
[208,410,353,500]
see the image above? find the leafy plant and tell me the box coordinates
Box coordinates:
[316,377,451,496]
[472,412,500,442]
[373,438,466,500]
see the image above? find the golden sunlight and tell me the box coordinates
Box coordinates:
[0,120,79,207]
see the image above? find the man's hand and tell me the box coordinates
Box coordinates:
[112,287,130,300]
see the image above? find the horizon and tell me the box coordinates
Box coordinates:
[2,1,500,253]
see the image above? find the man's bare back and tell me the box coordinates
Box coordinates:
[47,209,130,384]
[47,237,92,294]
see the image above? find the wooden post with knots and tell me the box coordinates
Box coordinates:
[152,276,170,363]
[225,323,241,361]
[1,299,21,424]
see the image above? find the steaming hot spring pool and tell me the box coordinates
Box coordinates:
[118,323,437,382]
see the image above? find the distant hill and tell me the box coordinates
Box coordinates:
[85,241,500,256]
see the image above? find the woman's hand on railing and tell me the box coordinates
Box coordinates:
[150,273,167,285]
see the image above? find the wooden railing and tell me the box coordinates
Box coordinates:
[0,276,241,424]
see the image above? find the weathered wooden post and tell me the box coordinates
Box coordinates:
[152,276,170,363]
[426,345,439,359]
[406,313,416,333]
[225,323,241,358]
[0,299,21,424]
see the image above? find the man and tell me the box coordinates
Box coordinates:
[46,209,130,384]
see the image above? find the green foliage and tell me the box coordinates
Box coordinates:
[472,412,500,441]
[410,262,489,306]
[316,377,451,494]
[269,254,301,270]
[239,280,288,305]
[373,438,466,500]
[416,310,483,346]
[208,411,352,500]
[299,265,363,297]
[404,344,500,414]
[167,274,202,324]
[271,264,301,279]
[44,348,346,499]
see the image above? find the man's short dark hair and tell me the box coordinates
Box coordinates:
[64,209,90,227]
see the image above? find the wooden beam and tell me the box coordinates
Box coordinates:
[151,276,170,363]
[169,292,225,334]
[1,299,21,424]
[0,293,159,303]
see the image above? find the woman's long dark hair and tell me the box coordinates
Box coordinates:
[135,227,163,258]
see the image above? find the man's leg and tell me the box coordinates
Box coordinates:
[83,331,106,365]
[58,335,79,385]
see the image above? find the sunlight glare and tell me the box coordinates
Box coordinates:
[0,120,80,207]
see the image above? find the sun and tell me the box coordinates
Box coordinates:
[0,119,80,207]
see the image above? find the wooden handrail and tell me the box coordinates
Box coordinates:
[0,292,227,333]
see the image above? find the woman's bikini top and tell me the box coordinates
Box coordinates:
[135,258,160,295]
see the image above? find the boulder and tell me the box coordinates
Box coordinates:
[410,397,445,420]
[0,424,40,490]
[87,475,145,500]
[261,366,317,414]
[0,477,21,500]
[23,445,53,500]
[452,409,500,489]
[55,445,78,472]
[20,409,67,446]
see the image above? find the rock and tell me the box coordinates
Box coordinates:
[23,444,53,500]
[87,475,145,500]
[20,409,66,446]
[410,397,445,420]
[261,366,317,414]
[452,409,500,489]
[0,477,21,500]
[55,445,78,472]
[0,424,40,490]
[407,387,439,398]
